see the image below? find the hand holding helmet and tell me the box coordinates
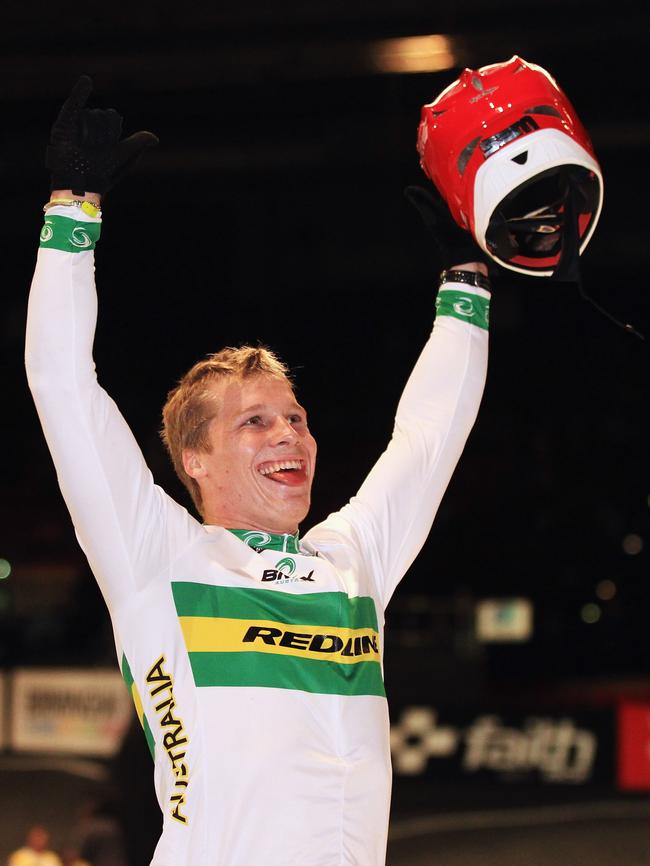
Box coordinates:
[404,183,489,273]
[413,57,646,338]
[416,56,603,279]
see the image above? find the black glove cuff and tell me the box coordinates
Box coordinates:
[439,240,489,272]
[49,171,108,196]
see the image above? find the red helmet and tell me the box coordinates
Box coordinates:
[417,56,603,276]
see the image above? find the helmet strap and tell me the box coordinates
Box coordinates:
[551,177,580,283]
[552,180,645,340]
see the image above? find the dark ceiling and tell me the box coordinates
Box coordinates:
[1,1,648,674]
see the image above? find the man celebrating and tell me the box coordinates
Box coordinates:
[26,77,490,866]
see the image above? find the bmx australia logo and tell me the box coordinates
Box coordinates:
[275,557,296,576]
[261,557,315,584]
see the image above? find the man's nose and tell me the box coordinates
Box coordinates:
[269,416,298,444]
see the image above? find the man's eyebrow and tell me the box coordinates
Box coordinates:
[238,402,306,415]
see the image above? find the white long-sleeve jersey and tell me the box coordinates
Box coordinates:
[25,206,489,866]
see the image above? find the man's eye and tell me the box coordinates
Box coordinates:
[288,414,303,425]
[244,415,263,426]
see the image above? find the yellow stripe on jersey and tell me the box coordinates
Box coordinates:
[179,616,381,664]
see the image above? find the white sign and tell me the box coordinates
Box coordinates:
[476,597,533,642]
[390,706,597,783]
[11,668,133,757]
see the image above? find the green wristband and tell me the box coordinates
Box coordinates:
[435,288,490,331]
[39,215,101,252]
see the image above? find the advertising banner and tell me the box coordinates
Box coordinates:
[11,668,133,757]
[390,704,614,785]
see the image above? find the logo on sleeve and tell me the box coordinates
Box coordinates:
[71,226,94,248]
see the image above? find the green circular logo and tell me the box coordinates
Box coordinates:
[242,530,272,548]
[275,557,296,576]
[71,226,93,248]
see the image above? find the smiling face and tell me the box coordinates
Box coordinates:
[182,374,317,534]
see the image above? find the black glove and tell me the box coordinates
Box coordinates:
[404,184,488,272]
[47,74,159,195]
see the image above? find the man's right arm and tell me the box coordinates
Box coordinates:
[25,200,200,610]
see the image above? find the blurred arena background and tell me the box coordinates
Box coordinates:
[1,1,649,863]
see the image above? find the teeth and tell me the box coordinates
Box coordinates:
[258,459,303,476]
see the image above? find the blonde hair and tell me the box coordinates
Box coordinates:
[161,346,291,515]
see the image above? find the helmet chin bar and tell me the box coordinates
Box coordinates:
[485,166,598,274]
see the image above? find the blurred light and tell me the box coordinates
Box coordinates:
[581,603,601,624]
[372,35,456,74]
[476,598,533,642]
[0,559,10,580]
[622,533,644,555]
[596,579,617,601]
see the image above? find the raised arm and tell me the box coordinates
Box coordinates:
[308,187,491,608]
[25,78,199,611]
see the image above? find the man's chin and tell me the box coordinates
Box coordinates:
[268,499,311,533]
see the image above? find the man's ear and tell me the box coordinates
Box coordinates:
[182,449,208,479]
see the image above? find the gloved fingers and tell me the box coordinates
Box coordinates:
[81,108,124,149]
[404,184,447,209]
[120,130,160,153]
[404,185,448,236]
[111,131,160,187]
[47,77,159,195]
[115,130,159,166]
[51,74,93,141]
[405,183,490,271]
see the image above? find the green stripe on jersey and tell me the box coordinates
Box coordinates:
[121,653,155,759]
[436,288,489,330]
[172,583,379,630]
[189,651,385,697]
[39,215,101,252]
[172,583,384,697]
[121,653,135,687]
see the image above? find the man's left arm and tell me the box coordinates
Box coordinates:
[318,264,489,609]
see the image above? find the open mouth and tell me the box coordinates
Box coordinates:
[257,459,308,486]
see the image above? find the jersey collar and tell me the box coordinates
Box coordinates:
[227,528,301,555]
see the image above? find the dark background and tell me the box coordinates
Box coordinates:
[1,0,649,709]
